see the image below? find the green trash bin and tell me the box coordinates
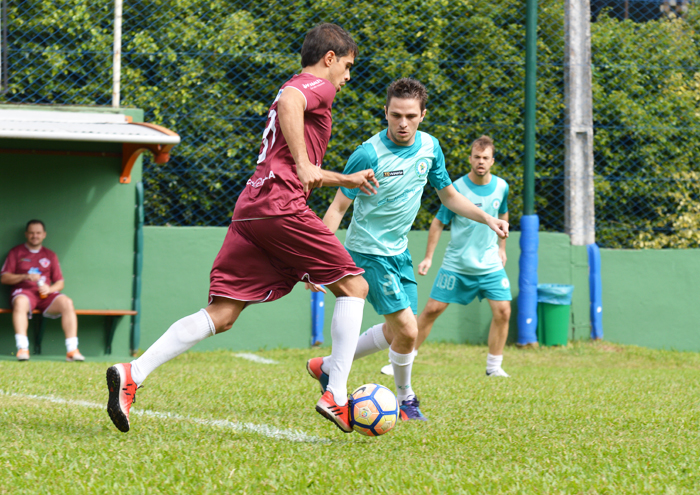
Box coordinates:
[536,284,574,346]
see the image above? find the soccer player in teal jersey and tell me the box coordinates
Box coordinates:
[414,135,512,377]
[306,79,509,420]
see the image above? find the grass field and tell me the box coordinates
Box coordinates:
[1,341,699,494]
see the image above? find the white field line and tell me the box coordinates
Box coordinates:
[231,353,279,364]
[0,389,330,444]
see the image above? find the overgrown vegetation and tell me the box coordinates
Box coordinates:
[2,1,699,247]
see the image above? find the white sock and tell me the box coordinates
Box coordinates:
[130,309,215,386]
[15,334,29,350]
[65,337,78,352]
[326,297,365,406]
[321,323,390,374]
[390,348,416,403]
[486,353,504,374]
[354,323,390,360]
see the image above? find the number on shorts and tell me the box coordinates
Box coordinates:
[257,89,284,164]
[382,274,398,296]
[437,273,456,291]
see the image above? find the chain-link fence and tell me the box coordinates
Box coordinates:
[1,0,698,248]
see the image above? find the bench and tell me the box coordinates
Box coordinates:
[0,308,137,355]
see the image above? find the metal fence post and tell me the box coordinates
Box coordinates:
[518,0,540,346]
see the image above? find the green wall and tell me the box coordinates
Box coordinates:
[138,228,590,354]
[600,248,700,351]
[0,106,143,359]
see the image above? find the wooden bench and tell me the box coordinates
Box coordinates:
[0,308,137,355]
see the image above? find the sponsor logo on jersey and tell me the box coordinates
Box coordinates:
[247,170,276,188]
[302,79,324,89]
[501,277,510,289]
[474,203,483,208]
[414,158,429,178]
[21,258,31,262]
[39,258,51,268]
[493,199,501,210]
[383,170,404,177]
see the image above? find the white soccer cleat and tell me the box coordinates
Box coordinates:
[486,367,510,377]
[380,363,394,376]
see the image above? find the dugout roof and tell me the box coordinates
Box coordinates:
[0,108,180,183]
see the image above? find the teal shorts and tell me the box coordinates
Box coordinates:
[429,267,512,305]
[347,249,418,315]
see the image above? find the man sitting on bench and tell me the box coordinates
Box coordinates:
[1,220,84,362]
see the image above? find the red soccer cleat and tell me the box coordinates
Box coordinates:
[306,357,329,394]
[315,390,353,433]
[106,363,139,433]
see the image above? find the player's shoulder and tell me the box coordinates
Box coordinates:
[418,131,441,150]
[452,175,469,188]
[40,246,59,259]
[8,244,26,255]
[284,73,334,97]
[491,174,509,188]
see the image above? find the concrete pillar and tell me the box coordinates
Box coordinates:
[564,0,595,245]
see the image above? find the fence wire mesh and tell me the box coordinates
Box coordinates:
[1,0,698,248]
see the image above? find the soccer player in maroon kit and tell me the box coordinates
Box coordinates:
[1,220,84,362]
[106,24,379,433]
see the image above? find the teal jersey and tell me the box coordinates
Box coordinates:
[341,130,452,256]
[437,174,509,275]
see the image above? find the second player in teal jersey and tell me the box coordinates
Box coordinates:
[414,135,513,377]
[306,79,509,421]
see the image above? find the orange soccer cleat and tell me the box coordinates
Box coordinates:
[66,349,85,362]
[306,357,329,394]
[315,391,353,433]
[106,363,139,433]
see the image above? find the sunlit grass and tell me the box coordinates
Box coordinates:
[1,341,699,494]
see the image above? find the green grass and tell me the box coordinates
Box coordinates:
[1,341,699,494]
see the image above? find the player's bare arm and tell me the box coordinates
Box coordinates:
[276,87,323,193]
[42,278,64,296]
[0,272,40,285]
[321,168,379,196]
[437,184,509,239]
[498,212,509,267]
[418,217,446,276]
[322,189,354,234]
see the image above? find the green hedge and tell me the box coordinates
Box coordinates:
[3,0,699,248]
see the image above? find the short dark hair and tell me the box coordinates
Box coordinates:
[385,78,428,111]
[471,135,495,155]
[300,23,358,68]
[26,219,46,232]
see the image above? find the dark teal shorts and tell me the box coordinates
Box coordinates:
[347,249,418,315]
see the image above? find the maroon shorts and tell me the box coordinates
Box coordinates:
[10,288,64,318]
[210,209,364,303]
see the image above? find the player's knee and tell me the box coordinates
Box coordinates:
[63,297,75,311]
[425,301,446,319]
[494,304,511,323]
[400,325,418,341]
[12,297,30,313]
[336,275,368,299]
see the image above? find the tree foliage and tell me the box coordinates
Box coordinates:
[2,0,699,248]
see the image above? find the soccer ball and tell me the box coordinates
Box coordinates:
[350,383,399,436]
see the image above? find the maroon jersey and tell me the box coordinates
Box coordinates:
[233,73,337,220]
[1,244,63,292]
